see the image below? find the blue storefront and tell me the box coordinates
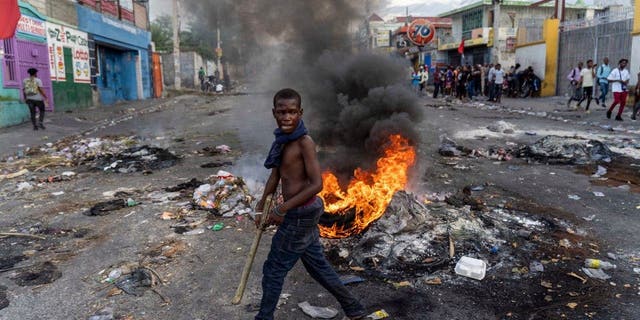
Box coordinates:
[76,4,151,105]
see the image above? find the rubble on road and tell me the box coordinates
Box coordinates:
[487,121,515,134]
[323,191,581,280]
[518,136,614,164]
[193,170,254,216]
[92,145,179,173]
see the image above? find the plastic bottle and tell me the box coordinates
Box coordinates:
[126,198,137,207]
[584,258,616,270]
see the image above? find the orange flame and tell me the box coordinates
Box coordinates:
[319,135,416,238]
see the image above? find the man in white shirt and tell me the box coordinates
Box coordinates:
[492,64,505,103]
[576,59,596,112]
[606,58,630,121]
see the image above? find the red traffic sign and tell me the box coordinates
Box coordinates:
[407,19,435,46]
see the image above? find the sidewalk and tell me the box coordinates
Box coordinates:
[0,97,172,158]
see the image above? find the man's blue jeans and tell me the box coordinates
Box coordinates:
[599,82,609,103]
[256,197,365,320]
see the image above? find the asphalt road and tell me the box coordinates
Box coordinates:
[0,92,639,320]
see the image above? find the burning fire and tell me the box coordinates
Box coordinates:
[319,135,416,238]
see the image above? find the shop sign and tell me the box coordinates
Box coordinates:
[17,15,46,37]
[45,22,91,83]
[407,19,435,46]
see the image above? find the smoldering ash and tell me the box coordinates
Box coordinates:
[184,0,422,175]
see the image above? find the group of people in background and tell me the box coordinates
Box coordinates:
[417,63,512,103]
[567,57,639,121]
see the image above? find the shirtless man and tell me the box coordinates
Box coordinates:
[254,88,366,320]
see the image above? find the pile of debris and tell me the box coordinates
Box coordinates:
[324,191,578,280]
[518,135,614,164]
[438,136,514,161]
[193,170,255,217]
[90,145,179,173]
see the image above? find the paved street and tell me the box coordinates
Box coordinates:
[1,92,639,320]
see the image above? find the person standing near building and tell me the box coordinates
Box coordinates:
[487,64,496,101]
[433,68,443,99]
[596,57,611,106]
[492,64,505,103]
[576,59,596,113]
[606,58,630,121]
[198,66,205,91]
[22,68,49,131]
[567,62,583,108]
[418,66,429,96]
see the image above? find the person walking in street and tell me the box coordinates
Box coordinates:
[576,59,596,113]
[596,57,611,107]
[492,64,505,103]
[445,66,454,96]
[487,64,496,101]
[567,62,583,109]
[22,68,49,131]
[410,70,420,93]
[254,88,367,320]
[606,58,630,121]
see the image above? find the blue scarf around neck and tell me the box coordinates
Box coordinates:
[264,120,308,169]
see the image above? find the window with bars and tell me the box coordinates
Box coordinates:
[462,10,483,40]
[1,38,19,88]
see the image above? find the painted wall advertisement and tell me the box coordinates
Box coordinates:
[17,15,46,37]
[45,22,91,83]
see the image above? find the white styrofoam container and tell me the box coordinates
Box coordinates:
[455,256,487,280]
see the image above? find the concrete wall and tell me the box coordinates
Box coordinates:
[515,42,546,80]
[24,0,78,25]
[161,53,175,87]
[631,0,640,86]
[161,51,205,89]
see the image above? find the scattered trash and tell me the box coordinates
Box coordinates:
[85,199,127,216]
[525,131,537,136]
[423,276,442,285]
[216,145,232,153]
[584,259,616,269]
[529,261,544,273]
[559,239,572,248]
[438,136,463,157]
[87,307,114,320]
[507,165,520,171]
[582,215,596,221]
[581,268,611,280]
[470,185,485,191]
[487,121,515,134]
[160,212,175,220]
[210,222,224,231]
[455,256,487,280]
[0,169,29,181]
[51,191,65,196]
[61,171,76,177]
[164,178,204,192]
[593,191,605,197]
[566,302,578,309]
[183,228,206,235]
[92,145,179,173]
[297,301,338,319]
[366,309,390,319]
[391,281,412,288]
[567,195,581,200]
[519,136,614,164]
[115,268,157,296]
[607,253,617,260]
[16,182,33,192]
[126,198,137,207]
[633,268,640,274]
[591,165,607,178]
[193,170,254,216]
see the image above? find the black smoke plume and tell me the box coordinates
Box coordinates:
[183,0,422,176]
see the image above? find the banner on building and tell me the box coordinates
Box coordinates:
[17,15,45,37]
[45,22,91,83]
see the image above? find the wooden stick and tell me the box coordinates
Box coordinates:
[0,232,46,240]
[231,194,275,305]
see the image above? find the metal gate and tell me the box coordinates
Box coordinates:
[557,12,633,96]
[16,39,54,111]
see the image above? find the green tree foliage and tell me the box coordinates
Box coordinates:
[151,15,173,52]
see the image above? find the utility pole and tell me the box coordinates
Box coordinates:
[493,1,501,64]
[216,5,222,82]
[172,0,181,89]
